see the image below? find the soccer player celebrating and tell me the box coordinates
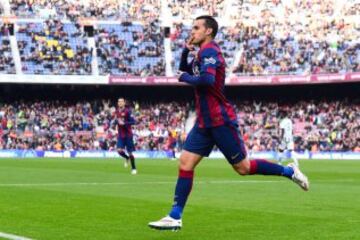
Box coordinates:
[148,15,309,231]
[114,98,137,175]
[278,110,299,166]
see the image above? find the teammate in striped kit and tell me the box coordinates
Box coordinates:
[114,98,137,175]
[148,16,309,231]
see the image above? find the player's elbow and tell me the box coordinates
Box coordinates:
[208,78,215,86]
[179,66,187,72]
[201,73,215,86]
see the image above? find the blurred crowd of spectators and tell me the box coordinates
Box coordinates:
[0,24,16,74]
[0,99,359,152]
[9,0,160,22]
[233,0,360,75]
[96,20,165,76]
[168,0,225,22]
[237,99,360,152]
[1,0,359,76]
[0,100,188,152]
[17,19,92,74]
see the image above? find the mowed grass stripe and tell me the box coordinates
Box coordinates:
[0,158,359,240]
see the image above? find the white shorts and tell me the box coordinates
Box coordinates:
[279,139,294,151]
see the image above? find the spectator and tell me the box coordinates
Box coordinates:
[0,98,359,152]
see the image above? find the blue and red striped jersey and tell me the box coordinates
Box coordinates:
[190,41,237,128]
[113,107,135,138]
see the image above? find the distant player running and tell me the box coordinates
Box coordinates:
[277,111,299,166]
[114,98,137,175]
[167,129,177,160]
[148,15,309,231]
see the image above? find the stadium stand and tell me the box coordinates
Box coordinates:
[168,0,226,21]
[0,99,188,151]
[0,0,359,153]
[0,0,358,76]
[95,20,165,76]
[16,19,92,74]
[237,99,360,152]
[232,0,360,75]
[0,96,358,152]
[0,23,15,74]
[9,0,160,21]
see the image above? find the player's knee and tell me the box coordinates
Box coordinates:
[236,167,249,176]
[232,159,250,176]
[179,158,196,171]
[178,151,201,171]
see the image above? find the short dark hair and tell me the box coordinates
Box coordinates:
[196,15,218,38]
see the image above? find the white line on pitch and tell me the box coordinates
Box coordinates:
[0,179,355,188]
[0,180,281,187]
[0,232,34,240]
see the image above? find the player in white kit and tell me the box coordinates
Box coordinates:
[278,111,299,166]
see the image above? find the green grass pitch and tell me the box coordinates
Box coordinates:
[0,158,359,240]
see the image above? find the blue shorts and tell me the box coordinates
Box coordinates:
[169,141,176,149]
[117,136,135,153]
[183,122,247,164]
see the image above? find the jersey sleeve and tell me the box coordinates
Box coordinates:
[199,47,220,76]
[179,48,194,75]
[126,110,136,125]
[280,120,285,129]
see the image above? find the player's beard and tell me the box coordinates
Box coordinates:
[193,38,204,47]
